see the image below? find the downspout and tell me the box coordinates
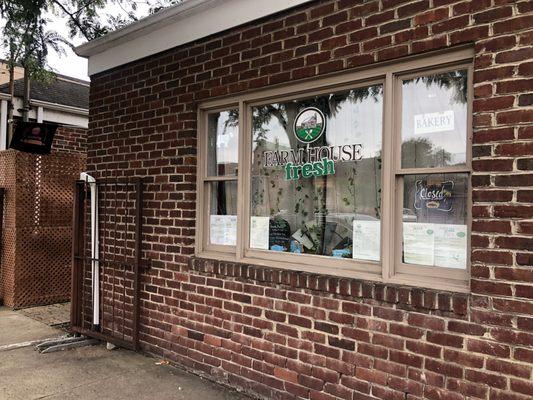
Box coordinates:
[80,172,100,328]
[0,100,7,150]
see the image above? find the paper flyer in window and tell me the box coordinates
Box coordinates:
[433,224,467,269]
[403,222,435,266]
[413,110,454,135]
[352,220,380,262]
[209,215,237,246]
[249,216,269,250]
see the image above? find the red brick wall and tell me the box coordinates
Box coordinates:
[54,125,87,154]
[88,1,532,399]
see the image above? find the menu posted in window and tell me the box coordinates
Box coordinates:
[403,222,467,269]
[352,220,380,262]
[209,215,237,246]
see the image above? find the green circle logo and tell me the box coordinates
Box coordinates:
[293,107,326,143]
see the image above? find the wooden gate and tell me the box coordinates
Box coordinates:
[70,177,143,350]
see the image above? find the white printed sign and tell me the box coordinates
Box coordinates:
[403,222,467,269]
[250,216,270,250]
[352,220,380,262]
[434,224,467,269]
[403,223,435,266]
[209,215,237,246]
[414,110,454,135]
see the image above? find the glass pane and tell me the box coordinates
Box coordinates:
[401,70,468,169]
[402,173,468,269]
[208,181,238,246]
[250,85,383,262]
[207,110,239,177]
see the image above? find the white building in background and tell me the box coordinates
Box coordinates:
[0,61,89,150]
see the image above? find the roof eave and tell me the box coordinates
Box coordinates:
[74,0,314,76]
[74,0,221,58]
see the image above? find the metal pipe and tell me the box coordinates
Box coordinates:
[80,172,100,328]
[0,99,7,150]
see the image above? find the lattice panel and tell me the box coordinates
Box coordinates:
[0,150,85,308]
[0,227,16,306]
[14,227,73,307]
[0,151,17,305]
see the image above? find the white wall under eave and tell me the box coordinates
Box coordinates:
[8,98,88,128]
[42,108,88,129]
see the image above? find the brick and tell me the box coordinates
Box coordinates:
[497,49,533,66]
[380,19,411,34]
[474,127,515,143]
[497,79,533,95]
[414,8,449,25]
[511,379,533,397]
[328,337,355,351]
[494,15,533,34]
[407,313,445,330]
[474,6,513,24]
[486,358,532,379]
[479,36,517,52]
[467,338,510,358]
[427,332,464,348]
[444,349,484,368]
[406,340,441,358]
[425,359,463,379]
[450,26,490,45]
[465,369,507,389]
[274,366,298,383]
[390,350,423,368]
[496,142,533,156]
[495,175,533,188]
[355,367,387,386]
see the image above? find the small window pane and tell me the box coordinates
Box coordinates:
[207,110,239,177]
[208,181,238,246]
[250,85,383,262]
[401,70,468,169]
[402,173,468,269]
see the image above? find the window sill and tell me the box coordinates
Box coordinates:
[191,252,470,298]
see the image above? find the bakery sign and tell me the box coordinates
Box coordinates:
[414,110,454,135]
[414,179,454,212]
[262,107,363,181]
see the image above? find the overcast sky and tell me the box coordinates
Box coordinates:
[48,4,155,81]
[2,3,156,82]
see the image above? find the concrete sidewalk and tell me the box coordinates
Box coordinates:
[0,307,251,400]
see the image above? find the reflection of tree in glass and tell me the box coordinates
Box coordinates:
[249,86,383,255]
[407,70,467,104]
[402,137,452,168]
[233,74,463,254]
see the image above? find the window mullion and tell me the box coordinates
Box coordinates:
[397,166,471,175]
[236,100,246,261]
[204,176,238,182]
[381,71,394,283]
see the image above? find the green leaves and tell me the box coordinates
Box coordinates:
[0,0,182,83]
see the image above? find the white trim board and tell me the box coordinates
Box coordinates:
[74,0,314,76]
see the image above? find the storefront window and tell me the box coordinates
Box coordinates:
[207,111,239,176]
[197,50,472,289]
[402,173,468,269]
[401,70,468,169]
[398,69,470,271]
[204,109,239,249]
[249,85,383,260]
[208,181,238,246]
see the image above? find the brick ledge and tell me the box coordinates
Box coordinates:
[189,256,469,316]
